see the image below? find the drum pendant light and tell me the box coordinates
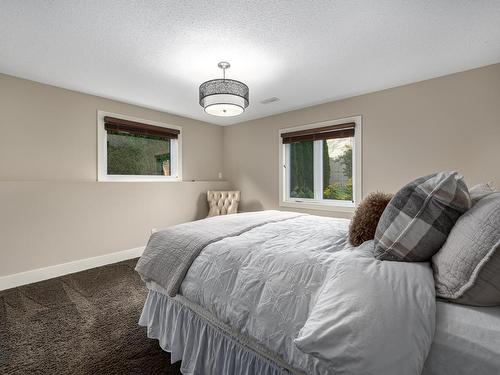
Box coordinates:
[199,62,249,117]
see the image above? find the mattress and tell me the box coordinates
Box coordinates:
[422,301,500,375]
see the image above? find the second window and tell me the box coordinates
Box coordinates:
[281,118,360,210]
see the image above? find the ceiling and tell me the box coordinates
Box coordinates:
[1,1,500,126]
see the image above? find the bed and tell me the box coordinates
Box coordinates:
[135,211,499,374]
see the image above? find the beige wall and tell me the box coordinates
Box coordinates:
[224,63,500,218]
[2,63,500,277]
[0,74,230,277]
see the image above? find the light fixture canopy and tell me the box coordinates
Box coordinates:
[199,62,249,117]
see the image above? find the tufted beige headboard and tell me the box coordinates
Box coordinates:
[207,191,240,217]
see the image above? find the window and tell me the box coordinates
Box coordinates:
[97,112,181,181]
[279,116,362,212]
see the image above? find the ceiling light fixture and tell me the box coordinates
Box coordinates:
[199,62,249,117]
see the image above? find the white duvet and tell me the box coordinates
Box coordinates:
[178,213,436,374]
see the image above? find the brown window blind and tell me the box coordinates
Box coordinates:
[104,116,180,139]
[281,122,354,144]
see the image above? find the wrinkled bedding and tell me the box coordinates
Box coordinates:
[136,211,303,297]
[172,213,436,374]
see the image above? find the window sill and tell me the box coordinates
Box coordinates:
[97,175,182,182]
[280,199,355,213]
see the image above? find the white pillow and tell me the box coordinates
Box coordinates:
[294,242,435,375]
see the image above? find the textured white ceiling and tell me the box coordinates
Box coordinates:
[1,1,500,126]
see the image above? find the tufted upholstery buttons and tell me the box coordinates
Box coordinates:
[207,191,240,217]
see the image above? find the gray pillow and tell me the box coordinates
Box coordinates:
[374,171,471,262]
[433,192,500,306]
[469,182,497,204]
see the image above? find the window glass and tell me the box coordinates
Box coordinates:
[107,132,171,176]
[322,138,353,201]
[289,140,314,199]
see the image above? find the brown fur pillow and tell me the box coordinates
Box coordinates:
[349,192,393,247]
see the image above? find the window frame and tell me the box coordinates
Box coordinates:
[97,111,182,182]
[278,116,362,212]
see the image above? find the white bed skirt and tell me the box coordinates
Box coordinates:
[139,290,289,375]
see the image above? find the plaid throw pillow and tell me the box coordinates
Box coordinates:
[374,171,471,262]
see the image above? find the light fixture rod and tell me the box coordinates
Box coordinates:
[218,61,230,80]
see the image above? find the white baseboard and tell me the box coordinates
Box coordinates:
[0,246,145,291]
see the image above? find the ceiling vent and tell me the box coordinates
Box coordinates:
[260,97,280,104]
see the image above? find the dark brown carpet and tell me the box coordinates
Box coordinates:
[0,259,182,375]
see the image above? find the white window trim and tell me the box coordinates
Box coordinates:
[97,111,182,182]
[278,115,362,213]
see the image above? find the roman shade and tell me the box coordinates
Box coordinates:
[281,122,355,144]
[104,116,180,139]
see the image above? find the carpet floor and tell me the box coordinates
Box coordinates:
[0,259,182,374]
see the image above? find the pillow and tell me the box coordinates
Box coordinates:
[433,192,500,306]
[349,192,393,246]
[294,242,435,375]
[469,182,497,204]
[374,171,471,262]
